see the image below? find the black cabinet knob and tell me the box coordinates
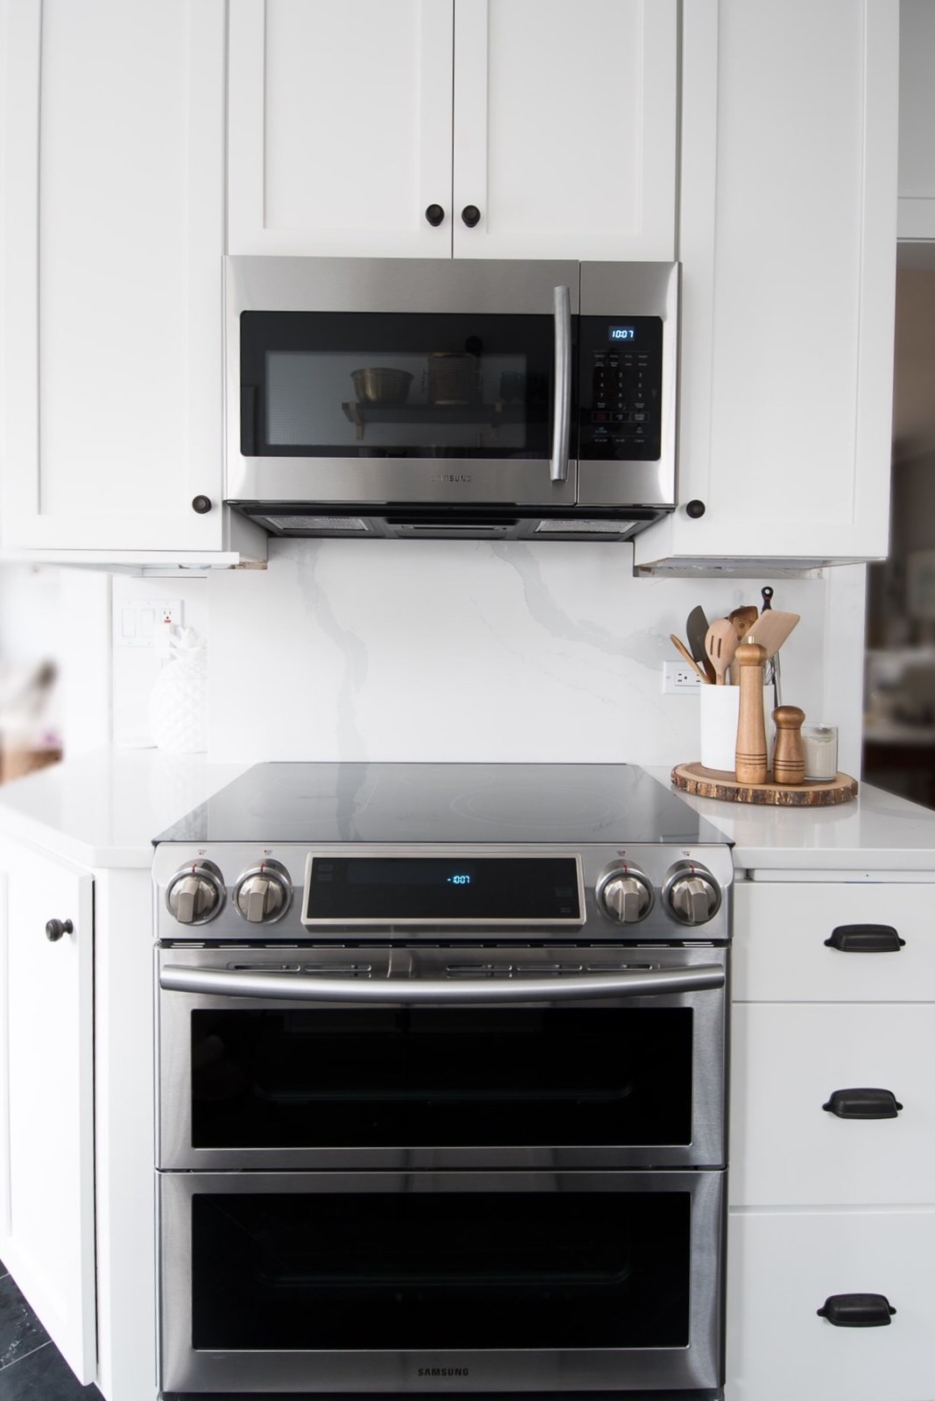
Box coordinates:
[425,203,445,227]
[818,1294,896,1327]
[191,495,212,515]
[461,204,481,228]
[824,924,905,953]
[45,918,74,943]
[822,1087,903,1119]
[685,499,706,519]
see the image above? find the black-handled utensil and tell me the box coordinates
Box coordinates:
[761,586,781,707]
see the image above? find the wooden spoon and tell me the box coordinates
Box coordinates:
[669,633,711,684]
[728,605,759,641]
[704,618,738,685]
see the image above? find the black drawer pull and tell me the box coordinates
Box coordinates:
[823,1088,903,1119]
[824,924,905,953]
[818,1293,896,1327]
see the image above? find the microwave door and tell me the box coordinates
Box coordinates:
[225,256,579,512]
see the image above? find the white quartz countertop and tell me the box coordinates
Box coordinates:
[0,748,250,868]
[644,765,935,874]
[1,749,934,875]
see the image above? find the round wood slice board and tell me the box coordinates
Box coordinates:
[671,763,858,806]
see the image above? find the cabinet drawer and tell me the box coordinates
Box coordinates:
[730,1004,935,1206]
[726,1207,935,1401]
[733,882,935,1002]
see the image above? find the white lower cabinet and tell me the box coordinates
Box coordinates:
[726,875,935,1401]
[727,1209,935,1401]
[0,837,96,1384]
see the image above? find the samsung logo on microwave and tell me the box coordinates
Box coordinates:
[430,473,473,484]
[417,1367,470,1377]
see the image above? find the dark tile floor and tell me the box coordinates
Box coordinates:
[0,1258,102,1400]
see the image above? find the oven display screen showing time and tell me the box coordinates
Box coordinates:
[303,856,581,923]
[608,326,637,341]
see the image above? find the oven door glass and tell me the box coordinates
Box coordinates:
[240,311,561,461]
[188,1003,692,1149]
[159,1170,724,1395]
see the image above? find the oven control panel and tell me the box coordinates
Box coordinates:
[154,843,733,943]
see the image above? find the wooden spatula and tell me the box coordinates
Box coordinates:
[746,609,800,658]
[704,618,738,685]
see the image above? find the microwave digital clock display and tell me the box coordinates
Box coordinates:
[608,326,637,341]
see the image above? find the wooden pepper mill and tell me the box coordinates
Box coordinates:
[734,640,768,785]
[772,705,806,785]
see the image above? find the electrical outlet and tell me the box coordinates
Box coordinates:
[114,598,183,648]
[662,660,702,693]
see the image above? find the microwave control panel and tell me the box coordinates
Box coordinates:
[577,316,664,461]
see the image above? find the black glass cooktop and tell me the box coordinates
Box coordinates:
[155,763,727,847]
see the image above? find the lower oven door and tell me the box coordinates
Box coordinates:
[158,1168,724,1396]
[157,943,727,1171]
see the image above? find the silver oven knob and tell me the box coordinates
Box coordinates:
[166,860,225,925]
[597,866,654,924]
[234,859,293,925]
[663,861,721,926]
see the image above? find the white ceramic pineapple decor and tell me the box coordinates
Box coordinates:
[147,627,208,753]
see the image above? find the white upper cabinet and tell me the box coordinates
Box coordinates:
[898,0,935,239]
[228,0,678,262]
[634,0,899,572]
[0,0,265,562]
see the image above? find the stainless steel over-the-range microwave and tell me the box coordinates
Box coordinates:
[224,256,679,542]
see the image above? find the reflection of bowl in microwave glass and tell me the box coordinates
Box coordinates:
[351,367,413,405]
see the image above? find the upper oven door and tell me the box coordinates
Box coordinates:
[157,943,727,1172]
[225,256,579,509]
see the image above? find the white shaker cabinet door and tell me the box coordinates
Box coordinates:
[452,0,677,261]
[0,839,95,1384]
[634,0,899,570]
[228,0,455,257]
[0,0,248,558]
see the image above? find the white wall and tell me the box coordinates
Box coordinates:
[205,540,864,774]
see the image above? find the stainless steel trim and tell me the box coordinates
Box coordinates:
[550,284,571,483]
[301,848,587,928]
[159,962,724,1003]
[225,456,579,508]
[158,1168,725,1395]
[226,255,580,317]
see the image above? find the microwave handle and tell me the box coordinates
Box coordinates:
[159,962,724,1004]
[550,284,572,483]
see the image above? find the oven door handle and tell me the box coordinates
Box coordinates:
[550,283,572,483]
[159,963,724,1003]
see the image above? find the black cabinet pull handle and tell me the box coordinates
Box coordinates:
[45,918,74,942]
[824,924,905,953]
[425,203,445,227]
[818,1293,896,1327]
[191,495,213,515]
[685,499,706,518]
[461,204,481,228]
[823,1088,903,1119]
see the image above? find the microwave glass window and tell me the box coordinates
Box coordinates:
[190,1189,691,1351]
[241,312,558,459]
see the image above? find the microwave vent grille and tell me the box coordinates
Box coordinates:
[257,515,371,534]
[535,518,638,535]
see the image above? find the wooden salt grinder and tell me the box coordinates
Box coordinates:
[734,640,768,785]
[772,705,806,785]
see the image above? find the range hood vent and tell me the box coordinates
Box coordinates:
[229,503,665,543]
